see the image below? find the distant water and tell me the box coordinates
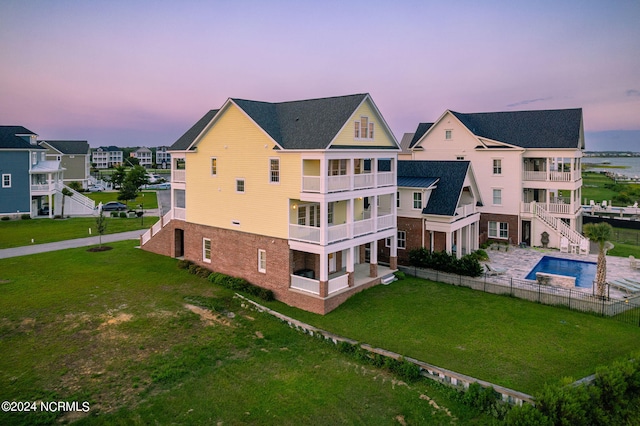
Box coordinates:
[583,157,640,178]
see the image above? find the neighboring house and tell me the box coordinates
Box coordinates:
[0,126,63,218]
[156,146,171,169]
[131,147,153,168]
[92,146,123,168]
[40,140,91,188]
[398,132,415,160]
[142,94,400,314]
[406,108,585,250]
[379,160,482,265]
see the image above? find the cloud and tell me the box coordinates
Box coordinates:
[627,89,640,97]
[506,97,552,108]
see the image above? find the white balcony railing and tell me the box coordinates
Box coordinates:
[328,273,349,294]
[302,171,395,193]
[290,224,321,243]
[353,218,374,237]
[290,217,387,245]
[290,274,320,295]
[172,170,186,183]
[455,204,476,218]
[328,223,349,243]
[174,207,186,220]
[522,170,573,182]
[377,214,394,230]
[31,184,56,192]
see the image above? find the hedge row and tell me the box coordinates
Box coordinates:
[177,259,274,302]
[408,248,484,277]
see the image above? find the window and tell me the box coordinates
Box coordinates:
[236,179,245,193]
[32,152,37,165]
[445,130,452,140]
[386,231,406,249]
[355,117,374,140]
[258,249,266,273]
[211,158,217,176]
[413,192,422,209]
[327,202,334,225]
[269,158,279,183]
[492,189,502,205]
[2,174,11,188]
[203,238,211,263]
[493,159,502,175]
[396,191,400,208]
[488,221,508,239]
[456,156,465,160]
[328,159,347,176]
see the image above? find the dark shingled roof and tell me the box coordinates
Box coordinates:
[397,176,438,188]
[41,140,89,155]
[408,123,433,148]
[452,109,583,148]
[0,126,43,150]
[398,161,470,216]
[232,94,367,150]
[410,108,583,149]
[170,110,219,150]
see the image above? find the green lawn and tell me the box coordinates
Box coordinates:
[85,191,158,209]
[582,171,619,203]
[0,243,491,425]
[259,277,640,395]
[0,216,158,249]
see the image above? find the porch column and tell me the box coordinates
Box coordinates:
[372,195,378,232]
[445,232,452,255]
[320,200,328,245]
[372,156,378,188]
[320,157,327,194]
[319,251,329,297]
[455,229,462,259]
[369,240,378,277]
[346,246,355,287]
[48,193,53,218]
[390,232,398,270]
[347,198,354,239]
[349,158,354,191]
[466,225,472,255]
[430,230,434,252]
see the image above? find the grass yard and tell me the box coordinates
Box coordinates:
[0,216,158,249]
[582,171,619,203]
[260,277,640,395]
[0,243,491,425]
[85,191,158,209]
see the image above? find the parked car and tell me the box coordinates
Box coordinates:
[101,202,127,212]
[147,174,165,184]
[38,204,50,215]
[88,184,106,192]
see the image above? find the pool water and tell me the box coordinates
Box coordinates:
[525,256,597,288]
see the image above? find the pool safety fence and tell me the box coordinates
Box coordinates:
[399,266,640,327]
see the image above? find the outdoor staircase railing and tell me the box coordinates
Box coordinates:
[532,202,586,246]
[141,209,173,245]
[56,183,96,211]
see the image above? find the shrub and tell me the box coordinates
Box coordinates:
[470,249,489,261]
[393,271,406,280]
[110,212,118,218]
[119,212,127,218]
[21,214,31,220]
[408,248,483,277]
[1,216,10,221]
[177,259,193,270]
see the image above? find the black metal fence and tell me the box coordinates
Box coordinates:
[399,266,640,327]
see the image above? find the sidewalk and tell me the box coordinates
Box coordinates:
[0,230,144,259]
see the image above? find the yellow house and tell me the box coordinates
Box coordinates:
[142,94,400,314]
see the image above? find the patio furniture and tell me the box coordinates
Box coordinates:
[485,264,507,276]
[579,239,590,255]
[608,279,640,294]
[560,237,569,253]
[629,256,640,269]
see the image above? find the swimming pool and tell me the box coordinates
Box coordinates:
[525,256,597,288]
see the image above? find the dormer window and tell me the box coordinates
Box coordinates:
[355,117,374,140]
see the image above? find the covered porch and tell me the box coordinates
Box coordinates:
[424,212,480,259]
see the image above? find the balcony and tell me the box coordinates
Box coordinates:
[302,171,394,193]
[522,170,573,182]
[521,202,580,215]
[455,204,476,218]
[290,272,349,296]
[289,213,393,245]
[30,183,57,194]
[172,170,186,183]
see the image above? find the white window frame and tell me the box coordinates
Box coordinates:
[211,157,217,176]
[236,178,245,193]
[488,221,508,239]
[355,116,374,140]
[493,158,502,175]
[445,130,452,140]
[2,174,11,188]
[258,249,266,273]
[269,158,279,184]
[386,231,406,249]
[203,238,211,263]
[492,188,502,206]
[327,202,334,225]
[396,191,400,208]
[413,192,422,210]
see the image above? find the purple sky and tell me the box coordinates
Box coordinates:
[1,0,639,150]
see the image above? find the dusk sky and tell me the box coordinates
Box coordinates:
[1,0,639,150]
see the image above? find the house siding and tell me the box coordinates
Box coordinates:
[185,104,300,239]
[479,212,519,245]
[0,151,30,214]
[331,101,397,148]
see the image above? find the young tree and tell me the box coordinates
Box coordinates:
[111,165,127,189]
[117,166,149,207]
[96,209,107,248]
[583,222,613,298]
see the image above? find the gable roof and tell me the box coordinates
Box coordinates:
[41,140,89,155]
[232,94,369,150]
[398,160,470,216]
[399,132,415,154]
[408,123,434,148]
[171,109,219,150]
[451,109,583,149]
[0,125,43,150]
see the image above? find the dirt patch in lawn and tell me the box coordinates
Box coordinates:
[184,304,233,327]
[99,312,133,328]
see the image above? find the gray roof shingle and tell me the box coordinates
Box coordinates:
[0,126,42,150]
[171,110,219,150]
[408,123,434,148]
[41,140,89,155]
[398,160,470,216]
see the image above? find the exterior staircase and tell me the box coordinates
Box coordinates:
[531,202,588,248]
[56,183,96,215]
[141,209,174,245]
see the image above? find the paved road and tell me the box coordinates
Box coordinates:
[0,230,145,259]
